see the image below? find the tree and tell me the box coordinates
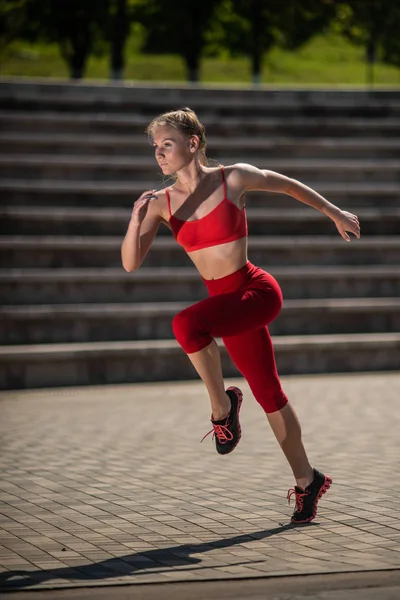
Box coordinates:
[0,0,27,67]
[1,0,143,81]
[206,0,335,83]
[382,12,400,71]
[110,0,129,80]
[6,0,110,79]
[134,0,220,82]
[109,0,146,81]
[55,0,109,79]
[335,1,400,85]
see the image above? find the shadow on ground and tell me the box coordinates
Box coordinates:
[0,522,313,590]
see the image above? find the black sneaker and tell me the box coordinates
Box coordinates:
[287,468,332,523]
[201,386,243,455]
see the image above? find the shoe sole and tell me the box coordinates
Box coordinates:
[291,474,333,524]
[217,386,243,455]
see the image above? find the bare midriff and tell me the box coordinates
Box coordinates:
[187,236,248,280]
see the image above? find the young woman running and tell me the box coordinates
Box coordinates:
[121,107,360,523]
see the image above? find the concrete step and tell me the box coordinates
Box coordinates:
[2,132,400,160]
[2,266,399,305]
[2,206,399,237]
[1,235,399,268]
[2,79,399,102]
[2,82,400,116]
[2,111,400,138]
[1,298,398,344]
[1,178,398,209]
[1,332,399,389]
[1,155,398,183]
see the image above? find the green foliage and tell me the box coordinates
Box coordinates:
[204,1,251,59]
[134,0,219,54]
[29,1,110,59]
[109,0,144,46]
[204,0,335,81]
[1,0,111,78]
[2,31,399,85]
[276,0,336,50]
[1,1,400,82]
[0,0,27,56]
[336,1,400,67]
[206,0,335,56]
[382,19,400,69]
[206,0,275,58]
[133,0,220,80]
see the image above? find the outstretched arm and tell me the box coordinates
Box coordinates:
[233,163,361,242]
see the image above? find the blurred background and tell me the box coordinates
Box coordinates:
[1,0,400,86]
[0,1,399,390]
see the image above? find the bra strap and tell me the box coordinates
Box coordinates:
[165,188,172,217]
[221,166,227,198]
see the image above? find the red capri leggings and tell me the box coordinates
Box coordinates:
[172,261,288,413]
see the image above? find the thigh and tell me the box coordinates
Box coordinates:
[189,286,281,340]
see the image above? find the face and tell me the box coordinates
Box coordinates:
[152,125,195,175]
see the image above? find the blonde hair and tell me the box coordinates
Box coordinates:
[146,107,208,166]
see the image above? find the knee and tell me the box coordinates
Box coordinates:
[259,390,289,414]
[172,307,211,354]
[172,309,193,347]
[259,389,288,413]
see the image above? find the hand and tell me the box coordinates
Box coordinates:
[131,189,157,226]
[333,210,361,242]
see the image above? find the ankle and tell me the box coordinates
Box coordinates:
[295,467,314,490]
[211,392,231,421]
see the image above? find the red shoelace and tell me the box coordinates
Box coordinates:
[287,488,308,512]
[201,423,233,444]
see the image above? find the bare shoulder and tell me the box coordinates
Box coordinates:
[224,162,261,180]
[223,163,260,192]
[148,188,171,229]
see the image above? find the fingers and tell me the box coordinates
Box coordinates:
[339,212,361,241]
[342,226,360,241]
[147,189,158,200]
[338,225,351,242]
[134,190,157,210]
[338,224,360,242]
[133,199,148,212]
[347,222,361,240]
[138,189,157,201]
[350,217,361,239]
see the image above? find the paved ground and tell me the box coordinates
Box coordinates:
[1,570,400,600]
[0,372,399,595]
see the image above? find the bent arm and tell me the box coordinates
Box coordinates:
[121,199,161,272]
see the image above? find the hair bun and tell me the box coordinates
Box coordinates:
[180,107,193,113]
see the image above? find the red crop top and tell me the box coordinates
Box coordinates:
[166,167,248,253]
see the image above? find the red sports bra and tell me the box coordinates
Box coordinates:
[166,167,248,253]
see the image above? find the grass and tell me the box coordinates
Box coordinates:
[1,30,399,86]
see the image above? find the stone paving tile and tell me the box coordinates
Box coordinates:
[0,372,400,591]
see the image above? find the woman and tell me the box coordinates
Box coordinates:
[121,107,360,524]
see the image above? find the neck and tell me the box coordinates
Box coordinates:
[176,160,204,193]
